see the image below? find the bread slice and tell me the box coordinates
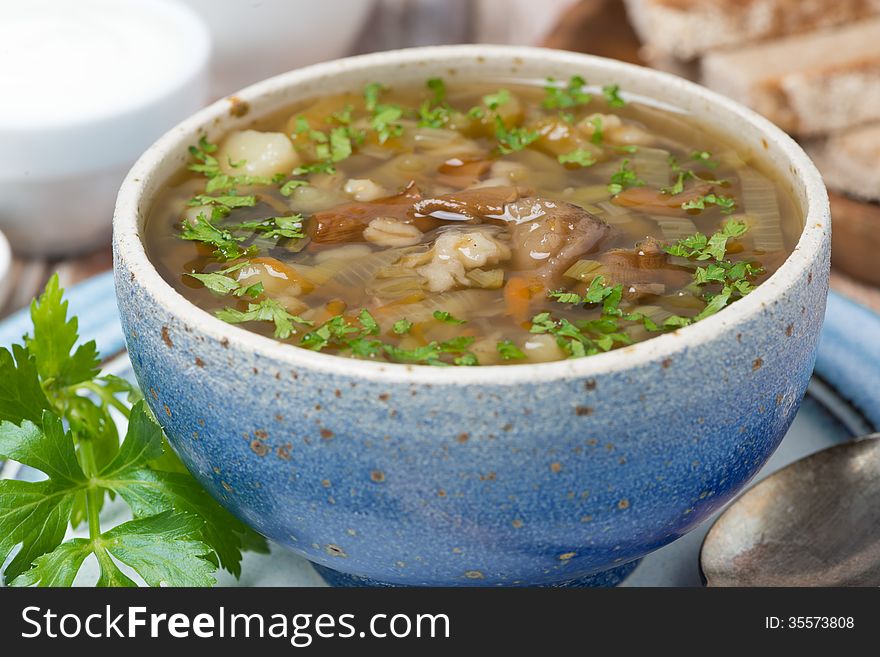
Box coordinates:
[701,19,880,136]
[624,0,880,61]
[805,123,880,201]
[827,191,880,286]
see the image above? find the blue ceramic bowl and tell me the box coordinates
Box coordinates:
[113,46,830,586]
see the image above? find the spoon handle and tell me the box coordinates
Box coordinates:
[815,291,880,431]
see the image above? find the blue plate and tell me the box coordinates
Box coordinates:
[1,273,878,586]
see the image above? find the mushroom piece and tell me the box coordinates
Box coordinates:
[309,181,434,244]
[611,184,713,216]
[507,198,612,287]
[411,185,534,223]
[595,238,692,300]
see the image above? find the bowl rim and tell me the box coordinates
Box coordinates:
[113,44,829,386]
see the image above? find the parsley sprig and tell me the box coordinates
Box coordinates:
[0,276,267,587]
[543,221,762,347]
[300,311,479,366]
[542,75,592,110]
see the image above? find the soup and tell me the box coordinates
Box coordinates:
[145,76,800,366]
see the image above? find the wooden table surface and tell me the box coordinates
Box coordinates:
[4,0,878,319]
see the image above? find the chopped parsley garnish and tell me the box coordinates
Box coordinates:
[496,340,525,360]
[588,115,604,145]
[371,105,404,144]
[483,89,512,110]
[216,298,312,340]
[364,82,385,111]
[186,262,263,299]
[297,312,481,365]
[494,116,539,154]
[279,179,309,196]
[432,310,466,324]
[662,154,728,195]
[188,194,257,210]
[681,193,737,214]
[179,212,255,261]
[187,136,220,177]
[558,149,596,167]
[0,275,265,587]
[292,161,337,176]
[542,76,592,110]
[690,150,719,168]
[607,159,644,194]
[392,319,413,334]
[418,78,453,128]
[232,214,305,241]
[602,84,626,108]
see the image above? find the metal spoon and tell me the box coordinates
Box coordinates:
[700,434,880,586]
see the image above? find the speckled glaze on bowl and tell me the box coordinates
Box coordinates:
[113,46,830,586]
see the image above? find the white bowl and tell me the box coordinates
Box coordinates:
[180,0,375,99]
[0,0,211,255]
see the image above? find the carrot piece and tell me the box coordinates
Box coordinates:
[504,276,532,324]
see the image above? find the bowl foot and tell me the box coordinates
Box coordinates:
[312,559,640,587]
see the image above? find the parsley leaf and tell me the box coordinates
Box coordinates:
[542,76,592,109]
[602,84,626,108]
[179,212,254,261]
[432,310,466,324]
[558,149,596,167]
[607,159,644,194]
[497,340,525,360]
[234,214,305,240]
[392,319,413,335]
[216,298,312,339]
[494,116,539,154]
[0,278,268,587]
[24,276,100,389]
[187,136,220,178]
[0,345,51,425]
[681,193,737,214]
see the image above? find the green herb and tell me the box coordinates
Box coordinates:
[663,155,727,195]
[494,116,539,155]
[690,150,718,168]
[602,84,626,108]
[188,194,257,211]
[179,212,255,261]
[279,179,309,196]
[186,262,263,299]
[364,82,385,112]
[292,161,337,176]
[293,116,310,134]
[392,319,413,335]
[432,310,466,324]
[418,78,453,128]
[329,105,353,125]
[607,159,644,194]
[496,340,525,361]
[588,116,604,145]
[483,89,511,110]
[453,353,479,366]
[371,105,404,144]
[665,220,743,260]
[216,298,312,339]
[681,193,737,214]
[542,76,591,110]
[329,127,353,162]
[233,214,305,241]
[204,173,273,194]
[558,149,596,167]
[0,276,266,587]
[187,136,220,178]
